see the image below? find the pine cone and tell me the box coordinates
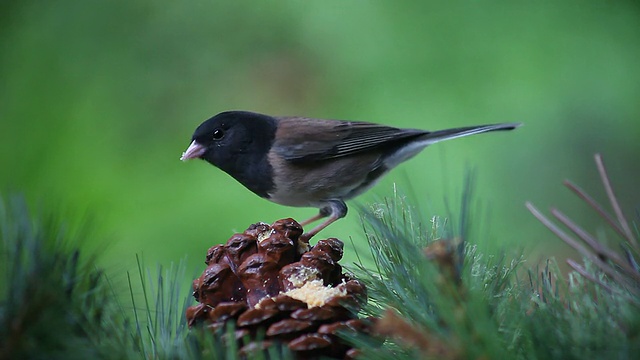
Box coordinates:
[186,218,374,359]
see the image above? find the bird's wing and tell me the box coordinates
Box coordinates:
[273,117,427,163]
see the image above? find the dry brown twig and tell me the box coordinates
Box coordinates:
[526,153,640,301]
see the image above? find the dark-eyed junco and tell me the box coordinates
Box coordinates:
[181,111,519,240]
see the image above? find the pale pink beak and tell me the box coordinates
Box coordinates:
[180,141,206,161]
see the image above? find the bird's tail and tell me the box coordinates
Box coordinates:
[421,123,521,144]
[382,122,521,169]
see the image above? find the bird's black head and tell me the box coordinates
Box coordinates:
[181,111,278,197]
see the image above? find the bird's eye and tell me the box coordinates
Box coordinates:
[212,129,224,140]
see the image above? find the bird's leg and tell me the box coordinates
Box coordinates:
[299,206,332,226]
[300,200,347,242]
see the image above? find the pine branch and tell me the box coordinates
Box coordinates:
[347,167,640,359]
[0,194,257,360]
[349,182,518,359]
[0,195,132,359]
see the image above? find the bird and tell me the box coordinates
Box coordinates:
[181,110,520,240]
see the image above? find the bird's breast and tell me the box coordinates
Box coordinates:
[265,151,385,208]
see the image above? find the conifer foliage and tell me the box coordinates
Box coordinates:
[0,155,638,359]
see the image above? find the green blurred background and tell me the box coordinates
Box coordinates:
[1,1,639,280]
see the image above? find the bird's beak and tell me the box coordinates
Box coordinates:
[180,141,206,161]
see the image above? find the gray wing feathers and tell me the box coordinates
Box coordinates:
[277,121,427,163]
[275,117,520,163]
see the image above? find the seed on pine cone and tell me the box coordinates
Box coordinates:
[186,218,374,359]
